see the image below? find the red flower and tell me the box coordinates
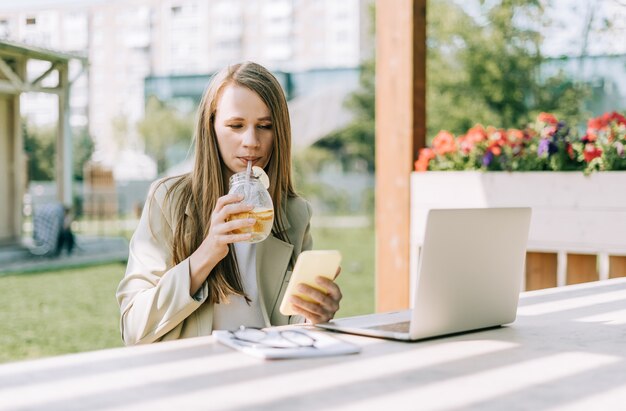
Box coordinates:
[489,144,502,156]
[597,111,626,127]
[414,148,435,172]
[538,112,558,125]
[587,112,625,132]
[487,128,507,153]
[586,111,626,143]
[587,116,607,131]
[607,112,626,125]
[583,143,602,163]
[506,129,525,144]
[465,125,488,143]
[583,133,597,143]
[458,125,487,154]
[431,131,457,155]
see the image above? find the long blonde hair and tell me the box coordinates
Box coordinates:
[161,62,296,304]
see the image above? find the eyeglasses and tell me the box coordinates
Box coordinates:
[230,326,317,349]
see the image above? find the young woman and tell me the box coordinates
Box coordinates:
[117,62,342,345]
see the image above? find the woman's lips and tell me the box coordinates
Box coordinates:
[239,157,260,165]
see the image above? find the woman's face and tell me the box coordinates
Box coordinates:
[213,84,274,179]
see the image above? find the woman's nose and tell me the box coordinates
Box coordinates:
[242,127,261,147]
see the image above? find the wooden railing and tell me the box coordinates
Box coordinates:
[82,162,118,218]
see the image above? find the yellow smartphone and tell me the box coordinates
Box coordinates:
[279,250,342,316]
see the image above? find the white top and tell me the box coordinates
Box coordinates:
[212,242,266,331]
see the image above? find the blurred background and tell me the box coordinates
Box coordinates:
[0,0,625,362]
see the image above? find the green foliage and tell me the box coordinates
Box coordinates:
[532,73,591,127]
[22,122,94,182]
[293,146,338,196]
[314,120,375,173]
[427,0,590,139]
[292,147,356,214]
[23,122,55,181]
[312,59,376,173]
[137,96,194,173]
[72,127,95,181]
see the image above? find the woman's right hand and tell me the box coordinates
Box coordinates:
[189,193,255,293]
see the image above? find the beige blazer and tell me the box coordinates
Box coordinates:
[116,178,312,345]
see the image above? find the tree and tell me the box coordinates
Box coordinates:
[22,121,95,182]
[427,0,589,137]
[302,0,595,177]
[23,121,55,181]
[137,96,194,173]
[72,127,95,181]
[313,59,376,172]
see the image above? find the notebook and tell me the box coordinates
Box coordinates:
[317,207,532,341]
[213,327,361,360]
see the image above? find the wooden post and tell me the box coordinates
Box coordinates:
[375,0,427,311]
[12,58,25,242]
[57,63,72,207]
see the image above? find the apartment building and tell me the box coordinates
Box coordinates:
[0,0,372,171]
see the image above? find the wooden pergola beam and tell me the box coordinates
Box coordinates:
[375,0,427,311]
[0,39,84,243]
[0,57,23,88]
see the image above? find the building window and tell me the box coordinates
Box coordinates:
[0,19,9,38]
[26,17,37,25]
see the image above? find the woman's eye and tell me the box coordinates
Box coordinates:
[258,124,273,130]
[227,124,243,129]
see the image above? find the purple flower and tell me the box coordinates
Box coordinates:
[616,141,624,157]
[555,121,569,140]
[538,138,550,156]
[549,141,558,155]
[482,151,494,166]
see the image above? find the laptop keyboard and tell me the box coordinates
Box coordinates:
[366,321,411,333]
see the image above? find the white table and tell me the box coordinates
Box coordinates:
[2,278,626,411]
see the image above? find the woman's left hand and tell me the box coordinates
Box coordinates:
[289,267,343,324]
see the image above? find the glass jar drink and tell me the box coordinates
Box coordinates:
[227,170,274,243]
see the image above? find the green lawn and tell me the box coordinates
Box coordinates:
[0,226,374,364]
[312,226,375,317]
[0,264,126,363]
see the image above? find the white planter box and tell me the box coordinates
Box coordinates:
[410,171,626,288]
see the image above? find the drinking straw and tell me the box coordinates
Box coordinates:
[245,160,252,200]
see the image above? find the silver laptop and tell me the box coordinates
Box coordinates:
[317,207,532,341]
